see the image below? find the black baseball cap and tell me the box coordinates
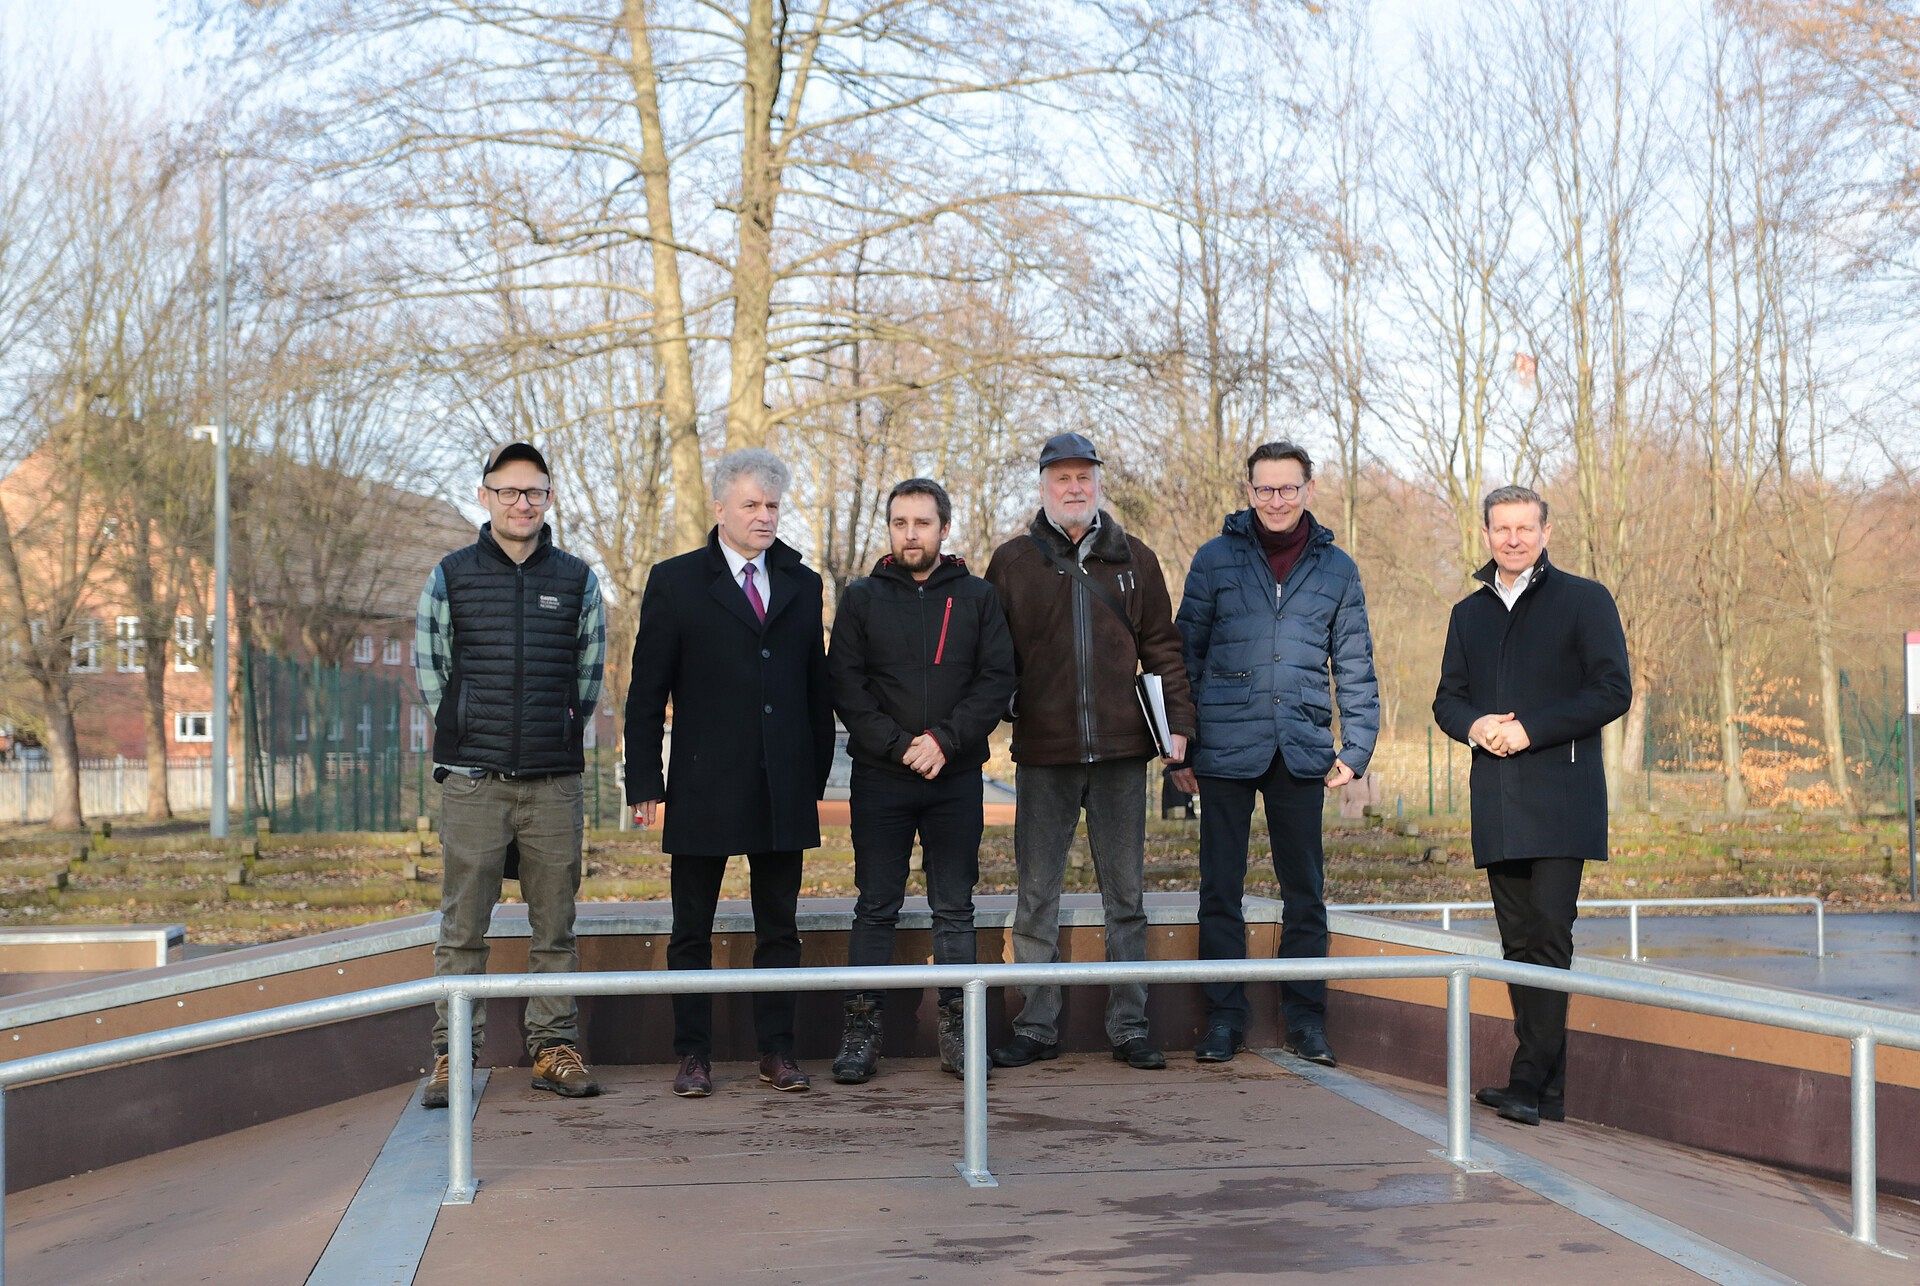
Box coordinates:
[482,442,549,479]
[1037,431,1102,470]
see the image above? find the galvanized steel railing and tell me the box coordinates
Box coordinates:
[1334,895,1827,961]
[0,951,1916,1282]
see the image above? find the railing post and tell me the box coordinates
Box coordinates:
[1851,1034,1878,1247]
[1814,901,1826,960]
[1441,907,1452,933]
[1627,904,1641,961]
[445,991,477,1205]
[956,978,997,1188]
[1445,969,1472,1168]
[1,1085,9,1286]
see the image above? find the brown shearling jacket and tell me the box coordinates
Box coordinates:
[985,509,1196,766]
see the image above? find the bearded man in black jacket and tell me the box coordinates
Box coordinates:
[827,478,1016,1083]
[1433,485,1631,1127]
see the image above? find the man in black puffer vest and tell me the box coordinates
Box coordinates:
[415,442,604,1108]
[827,478,1015,1084]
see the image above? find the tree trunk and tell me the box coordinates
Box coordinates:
[1813,608,1852,809]
[1713,632,1748,815]
[619,0,707,552]
[142,653,172,821]
[725,0,781,450]
[38,676,84,832]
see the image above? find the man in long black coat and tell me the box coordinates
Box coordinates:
[625,448,834,1097]
[1433,485,1631,1127]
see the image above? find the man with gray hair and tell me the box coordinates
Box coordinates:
[626,447,835,1097]
[984,432,1196,1071]
[1433,484,1630,1126]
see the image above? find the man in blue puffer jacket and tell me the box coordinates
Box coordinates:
[1173,441,1379,1066]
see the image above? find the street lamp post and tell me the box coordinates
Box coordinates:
[193,154,232,840]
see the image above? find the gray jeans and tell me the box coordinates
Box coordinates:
[432,771,584,1058]
[1010,756,1150,1045]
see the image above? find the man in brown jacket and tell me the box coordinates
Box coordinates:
[985,432,1196,1070]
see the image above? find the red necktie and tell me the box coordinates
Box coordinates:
[742,562,767,623]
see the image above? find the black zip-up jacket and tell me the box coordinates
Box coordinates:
[829,554,1016,780]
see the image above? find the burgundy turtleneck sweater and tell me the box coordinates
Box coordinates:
[1255,512,1313,586]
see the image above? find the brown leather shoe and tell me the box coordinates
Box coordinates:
[758,1050,811,1092]
[532,1043,601,1098]
[672,1053,713,1098]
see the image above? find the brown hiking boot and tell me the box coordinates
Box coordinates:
[422,1054,452,1110]
[532,1043,601,1098]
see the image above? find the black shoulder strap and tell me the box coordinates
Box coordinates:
[1027,534,1137,643]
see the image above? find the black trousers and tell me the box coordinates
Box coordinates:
[1485,857,1585,1096]
[668,851,803,1056]
[1197,752,1329,1034]
[846,763,982,1008]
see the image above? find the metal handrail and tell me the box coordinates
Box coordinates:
[1335,895,1827,961]
[1,953,1915,1281]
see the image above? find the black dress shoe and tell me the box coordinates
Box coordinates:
[1194,1025,1245,1063]
[1540,1094,1565,1123]
[1474,1084,1540,1126]
[1110,1037,1167,1070]
[1284,1028,1337,1067]
[989,1033,1060,1067]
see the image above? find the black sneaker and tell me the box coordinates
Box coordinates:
[1194,1024,1245,1063]
[1110,1036,1167,1070]
[1284,1028,1337,1067]
[989,1032,1060,1067]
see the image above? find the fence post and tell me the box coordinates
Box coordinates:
[1628,905,1641,961]
[1426,726,1434,816]
[1814,901,1826,960]
[1851,1033,1878,1246]
[1446,969,1472,1168]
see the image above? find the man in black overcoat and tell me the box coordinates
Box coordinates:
[625,448,834,1097]
[1433,485,1631,1126]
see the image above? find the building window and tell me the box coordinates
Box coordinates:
[174,712,212,743]
[382,637,403,665]
[70,618,101,673]
[353,635,375,664]
[174,616,200,670]
[583,713,598,749]
[115,616,146,672]
[294,713,309,742]
[327,715,343,743]
[28,619,44,649]
[409,705,429,753]
[408,641,417,666]
[356,703,373,751]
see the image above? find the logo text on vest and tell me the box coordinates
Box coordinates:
[539,594,561,611]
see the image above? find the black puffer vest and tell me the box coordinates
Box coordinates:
[433,523,589,775]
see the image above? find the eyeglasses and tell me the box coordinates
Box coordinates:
[1250,484,1305,502]
[483,485,551,507]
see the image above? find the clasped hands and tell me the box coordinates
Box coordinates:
[901,731,947,779]
[1470,712,1532,757]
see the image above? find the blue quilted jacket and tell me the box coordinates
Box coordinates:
[1176,510,1379,780]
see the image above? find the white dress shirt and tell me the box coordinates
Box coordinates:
[1492,563,1536,611]
[719,540,772,613]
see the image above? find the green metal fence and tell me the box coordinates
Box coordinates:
[241,647,623,834]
